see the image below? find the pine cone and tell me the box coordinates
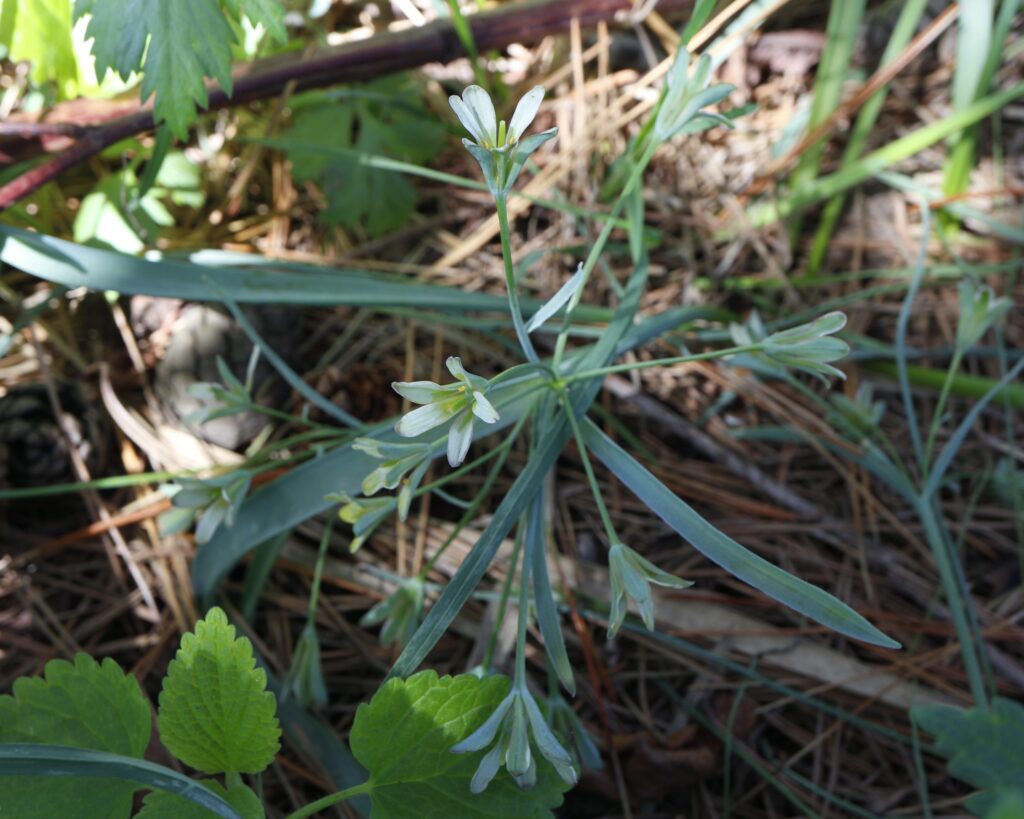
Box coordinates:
[0,382,98,488]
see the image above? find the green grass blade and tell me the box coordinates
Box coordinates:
[747,80,1024,228]
[680,0,717,45]
[808,0,930,271]
[0,745,244,819]
[582,419,901,649]
[788,0,866,239]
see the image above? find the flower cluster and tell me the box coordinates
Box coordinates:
[359,576,425,648]
[392,356,499,468]
[654,50,734,142]
[352,438,431,520]
[956,280,1011,354]
[452,685,576,793]
[450,85,557,196]
[607,541,692,637]
[159,470,252,544]
[732,311,851,383]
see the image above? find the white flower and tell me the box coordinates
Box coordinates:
[449,85,557,195]
[392,356,499,467]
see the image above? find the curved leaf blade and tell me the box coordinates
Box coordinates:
[0,745,245,819]
[582,419,900,649]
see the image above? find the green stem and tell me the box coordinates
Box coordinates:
[307,518,333,621]
[495,193,540,364]
[551,141,659,371]
[922,349,963,475]
[481,528,524,673]
[284,781,373,819]
[561,343,763,385]
[419,408,531,578]
[557,390,617,542]
[917,496,988,706]
[513,521,533,686]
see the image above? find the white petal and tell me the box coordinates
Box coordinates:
[450,95,485,146]
[508,85,544,143]
[447,411,474,467]
[471,391,499,424]
[395,401,457,437]
[392,379,445,404]
[460,85,497,146]
[445,355,467,382]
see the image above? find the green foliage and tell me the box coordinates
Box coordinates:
[74,150,203,253]
[350,670,569,817]
[137,779,264,819]
[0,654,150,818]
[1,0,79,96]
[74,0,286,138]
[158,607,281,775]
[912,697,1024,816]
[283,78,445,236]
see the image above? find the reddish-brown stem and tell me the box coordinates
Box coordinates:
[0,0,692,211]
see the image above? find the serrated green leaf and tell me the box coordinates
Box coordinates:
[0,654,150,819]
[913,697,1024,816]
[351,671,567,818]
[137,778,264,819]
[74,0,147,80]
[283,80,444,235]
[158,607,281,774]
[221,0,286,42]
[140,0,235,138]
[582,419,901,649]
[78,0,235,138]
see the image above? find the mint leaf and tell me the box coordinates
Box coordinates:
[284,78,445,236]
[158,607,281,774]
[0,653,151,819]
[913,697,1024,816]
[137,778,264,819]
[351,670,568,818]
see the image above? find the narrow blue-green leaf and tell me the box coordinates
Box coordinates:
[922,356,1024,501]
[528,486,574,694]
[582,420,900,649]
[0,225,508,310]
[526,264,586,332]
[389,416,571,679]
[208,277,362,427]
[680,0,717,44]
[240,531,292,621]
[0,224,614,323]
[0,745,244,819]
